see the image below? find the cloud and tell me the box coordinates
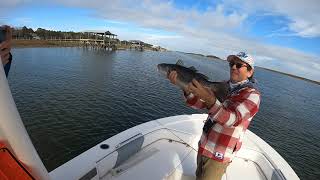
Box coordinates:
[270,0,320,38]
[288,19,320,38]
[2,0,320,81]
[14,17,33,25]
[0,0,33,24]
[0,0,30,7]
[226,0,320,38]
[144,34,182,41]
[2,0,320,38]
[55,0,247,32]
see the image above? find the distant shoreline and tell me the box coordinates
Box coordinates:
[12,39,83,47]
[12,39,157,51]
[12,41,319,85]
[180,51,223,60]
[256,66,320,85]
[180,51,319,85]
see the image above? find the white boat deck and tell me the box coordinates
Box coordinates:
[49,114,299,180]
[100,138,266,180]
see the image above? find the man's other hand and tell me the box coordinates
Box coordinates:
[0,25,12,66]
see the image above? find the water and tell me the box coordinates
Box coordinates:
[7,47,320,179]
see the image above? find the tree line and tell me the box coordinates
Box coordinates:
[12,26,117,40]
[12,26,155,48]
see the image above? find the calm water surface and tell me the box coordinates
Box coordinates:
[8,48,320,179]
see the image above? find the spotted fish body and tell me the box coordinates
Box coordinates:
[157,60,229,102]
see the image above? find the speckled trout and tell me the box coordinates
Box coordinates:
[157,60,229,102]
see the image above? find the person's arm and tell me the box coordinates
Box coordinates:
[208,89,260,128]
[3,53,12,77]
[1,25,13,77]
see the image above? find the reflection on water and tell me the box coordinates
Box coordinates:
[8,47,320,179]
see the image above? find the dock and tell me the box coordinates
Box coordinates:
[45,31,119,50]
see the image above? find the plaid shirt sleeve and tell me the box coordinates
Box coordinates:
[208,88,260,127]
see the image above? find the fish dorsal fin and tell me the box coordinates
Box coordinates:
[198,73,209,80]
[189,66,197,72]
[176,59,184,66]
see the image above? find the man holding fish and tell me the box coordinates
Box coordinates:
[161,52,261,180]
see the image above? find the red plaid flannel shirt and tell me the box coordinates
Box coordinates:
[185,85,261,162]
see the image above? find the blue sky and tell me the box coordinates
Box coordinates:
[1,0,320,82]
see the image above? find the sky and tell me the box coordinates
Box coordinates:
[1,0,320,82]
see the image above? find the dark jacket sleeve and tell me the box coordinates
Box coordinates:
[4,52,12,77]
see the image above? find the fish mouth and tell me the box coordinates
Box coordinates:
[157,64,167,74]
[157,65,162,74]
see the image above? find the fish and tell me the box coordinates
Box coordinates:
[157,60,229,102]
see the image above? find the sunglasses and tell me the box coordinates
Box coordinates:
[229,62,247,69]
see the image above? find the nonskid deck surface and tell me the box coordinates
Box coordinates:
[101,136,267,180]
[49,114,299,180]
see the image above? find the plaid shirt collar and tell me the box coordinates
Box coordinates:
[229,79,249,91]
